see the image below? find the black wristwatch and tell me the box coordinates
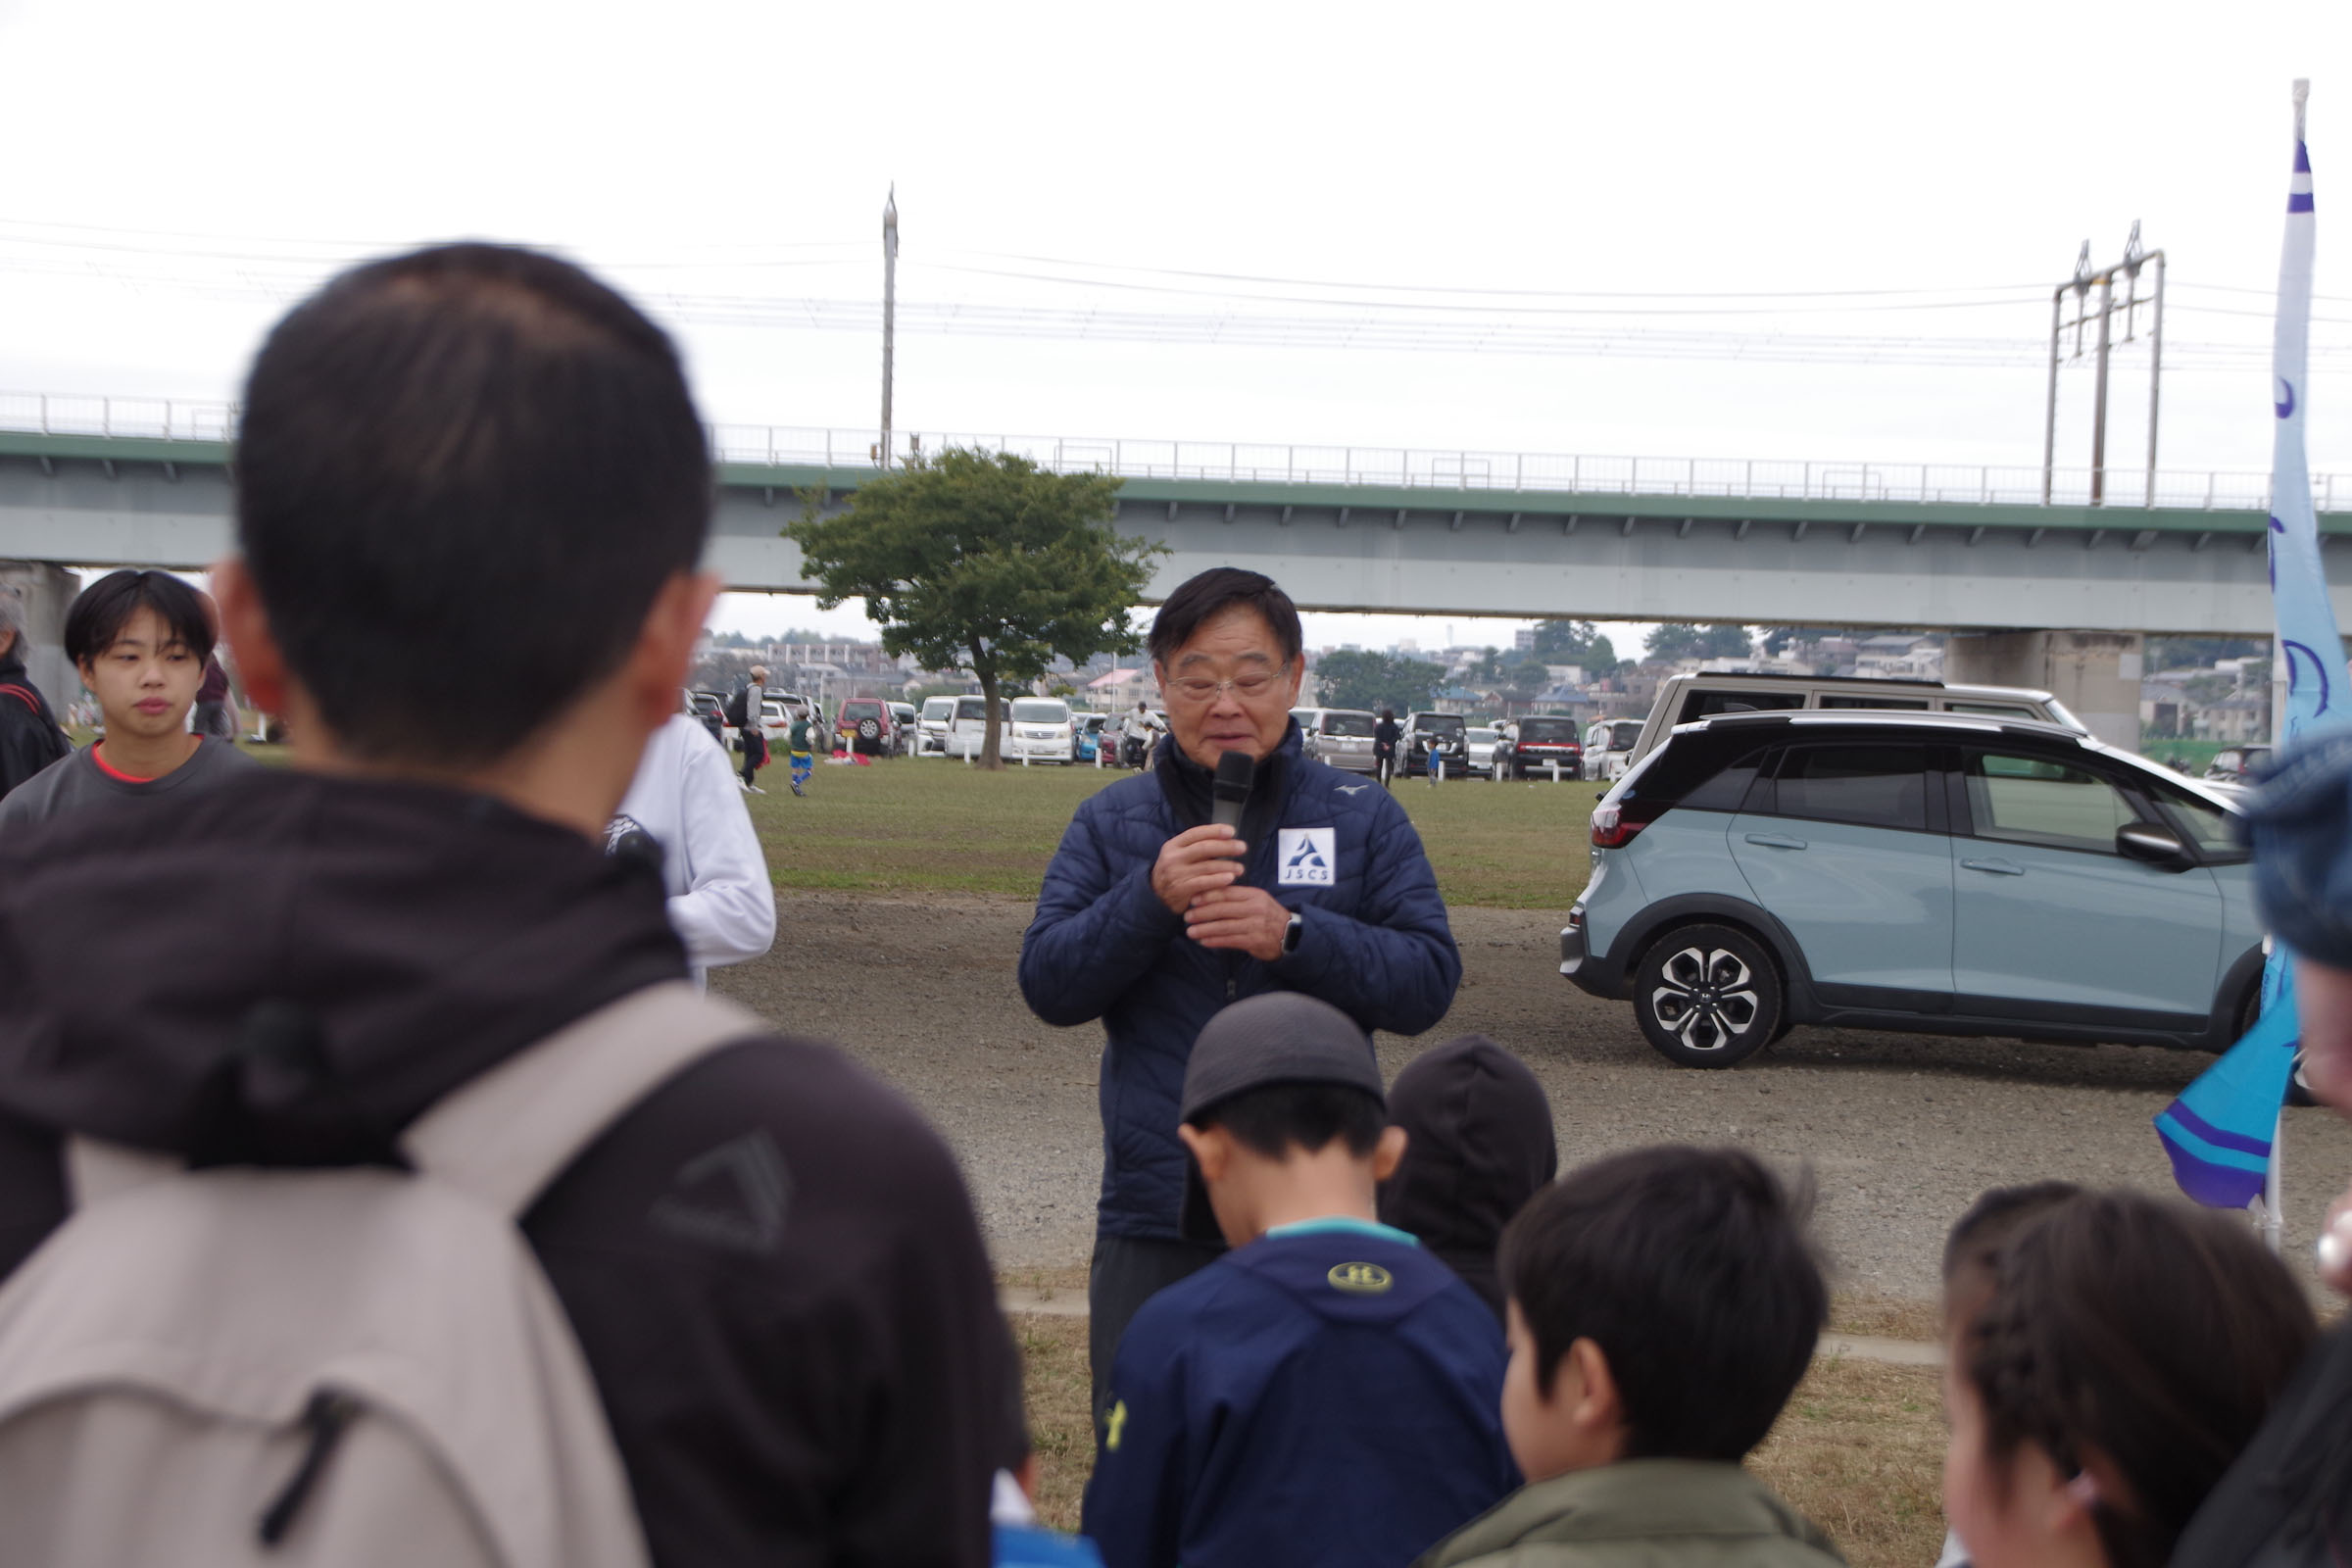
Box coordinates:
[1281,912,1304,956]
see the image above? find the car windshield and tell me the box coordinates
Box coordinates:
[1467,728,1497,743]
[843,702,879,718]
[1417,715,1465,735]
[956,698,989,721]
[923,699,956,718]
[1322,713,1376,738]
[1012,700,1068,723]
[1519,719,1576,742]
[1603,721,1642,750]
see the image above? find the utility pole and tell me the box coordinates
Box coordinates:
[2041,223,2165,508]
[880,186,898,469]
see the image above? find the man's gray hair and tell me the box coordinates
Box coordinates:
[0,585,23,654]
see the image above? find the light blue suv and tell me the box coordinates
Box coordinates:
[1561,711,2262,1068]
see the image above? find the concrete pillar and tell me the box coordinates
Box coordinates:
[0,563,76,716]
[1945,629,2145,753]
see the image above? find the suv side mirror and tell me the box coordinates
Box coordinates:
[2117,821,2196,871]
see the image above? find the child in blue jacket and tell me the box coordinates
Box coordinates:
[1081,993,1515,1568]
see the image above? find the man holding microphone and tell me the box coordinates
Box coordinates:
[1020,567,1461,1413]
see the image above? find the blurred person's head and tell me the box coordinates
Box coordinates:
[217,243,716,837]
[1943,1191,2315,1568]
[750,665,768,684]
[65,570,216,742]
[1497,1145,1824,1483]
[1377,1034,1557,1318]
[1175,993,1401,1249]
[1938,1182,2082,1339]
[1147,568,1304,770]
[0,585,23,662]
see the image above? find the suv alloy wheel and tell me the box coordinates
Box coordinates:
[1632,923,1783,1068]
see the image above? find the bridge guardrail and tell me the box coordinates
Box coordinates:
[3,392,2337,514]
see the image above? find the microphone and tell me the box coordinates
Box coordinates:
[1211,750,1256,831]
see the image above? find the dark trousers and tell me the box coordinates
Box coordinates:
[1089,1233,1223,1428]
[740,731,766,786]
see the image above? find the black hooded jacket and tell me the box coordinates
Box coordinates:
[0,768,1012,1568]
[0,649,68,803]
[1376,1034,1558,1318]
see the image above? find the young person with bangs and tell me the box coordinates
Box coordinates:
[1942,1191,2312,1568]
[1418,1145,1838,1568]
[0,244,1013,1567]
[0,568,255,835]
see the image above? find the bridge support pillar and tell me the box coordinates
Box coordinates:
[1945,629,2145,753]
[0,563,75,717]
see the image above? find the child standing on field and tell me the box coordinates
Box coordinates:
[788,711,814,797]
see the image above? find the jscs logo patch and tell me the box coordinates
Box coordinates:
[1277,827,1337,887]
[1327,1261,1394,1295]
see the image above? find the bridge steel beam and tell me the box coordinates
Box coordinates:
[4,434,2348,637]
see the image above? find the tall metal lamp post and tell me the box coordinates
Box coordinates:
[880,187,898,469]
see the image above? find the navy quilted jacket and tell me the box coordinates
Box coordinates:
[1019,725,1461,1241]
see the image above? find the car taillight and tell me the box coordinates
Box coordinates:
[1591,797,1665,848]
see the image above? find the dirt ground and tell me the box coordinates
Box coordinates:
[713,890,2352,1304]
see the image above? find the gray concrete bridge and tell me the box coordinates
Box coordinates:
[6,402,2350,750]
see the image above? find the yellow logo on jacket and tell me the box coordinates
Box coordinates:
[1327,1261,1393,1295]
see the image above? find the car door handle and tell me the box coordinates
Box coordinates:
[1961,858,2027,876]
[1743,833,1808,851]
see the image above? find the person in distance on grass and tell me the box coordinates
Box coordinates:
[1019,566,1461,1421]
[726,662,769,792]
[1376,1033,1557,1322]
[0,584,70,803]
[1082,992,1514,1568]
[787,708,814,794]
[1943,1191,2312,1568]
[0,244,1013,1567]
[0,569,257,837]
[1929,1182,2082,1568]
[1416,1145,1839,1568]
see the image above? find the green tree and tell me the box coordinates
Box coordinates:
[1644,622,1753,662]
[1529,619,1620,673]
[1314,650,1440,715]
[789,449,1161,768]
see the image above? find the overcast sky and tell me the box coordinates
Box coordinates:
[5,0,2347,653]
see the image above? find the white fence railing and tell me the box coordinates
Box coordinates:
[4,392,2339,514]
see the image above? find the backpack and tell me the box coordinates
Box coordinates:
[0,981,762,1568]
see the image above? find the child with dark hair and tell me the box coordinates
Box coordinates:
[1944,1191,2314,1568]
[1417,1145,1838,1568]
[1377,1033,1557,1320]
[1932,1183,2083,1568]
[0,568,254,834]
[1082,992,1514,1568]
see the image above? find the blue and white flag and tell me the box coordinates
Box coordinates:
[2156,80,2338,1209]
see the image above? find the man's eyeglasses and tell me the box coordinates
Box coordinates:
[1166,665,1292,705]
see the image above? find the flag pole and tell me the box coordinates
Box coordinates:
[2259,78,2313,1257]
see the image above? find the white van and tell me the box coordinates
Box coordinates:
[1622,671,2085,776]
[1005,697,1077,764]
[1296,708,1381,774]
[916,695,957,756]
[1585,718,1646,782]
[944,696,1004,758]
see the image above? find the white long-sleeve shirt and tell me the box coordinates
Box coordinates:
[613,714,777,988]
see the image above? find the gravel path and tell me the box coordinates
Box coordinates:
[715,891,2352,1303]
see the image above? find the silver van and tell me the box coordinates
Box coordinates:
[1296,708,1381,773]
[1624,673,2083,776]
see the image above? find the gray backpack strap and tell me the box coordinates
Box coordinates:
[400,981,766,1218]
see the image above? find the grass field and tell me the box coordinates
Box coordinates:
[749,754,1607,910]
[1010,1309,1946,1568]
